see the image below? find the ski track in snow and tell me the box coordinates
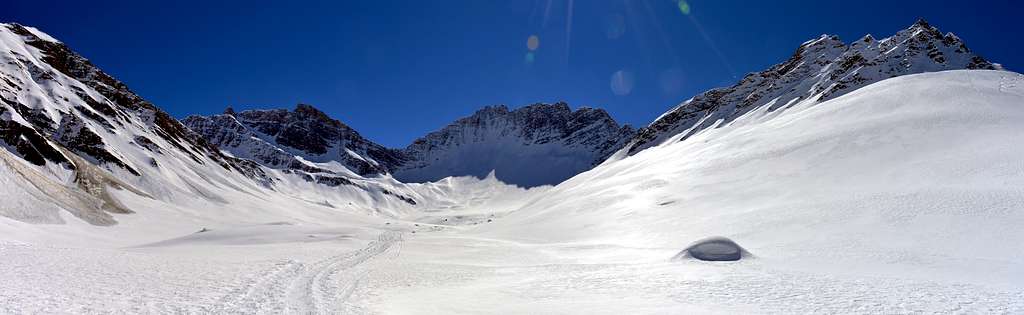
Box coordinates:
[208,231,403,314]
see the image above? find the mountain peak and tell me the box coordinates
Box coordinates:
[294,103,334,120]
[801,34,843,48]
[901,18,944,40]
[476,104,511,115]
[185,103,403,176]
[288,103,354,132]
[396,101,635,187]
[294,103,323,114]
[913,17,932,29]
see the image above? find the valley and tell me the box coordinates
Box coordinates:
[1,20,1022,314]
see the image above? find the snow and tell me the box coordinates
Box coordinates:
[2,21,1024,313]
[20,25,61,43]
[3,70,1024,313]
[395,134,595,188]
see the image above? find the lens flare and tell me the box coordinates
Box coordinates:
[525,52,536,64]
[527,35,540,51]
[610,70,635,96]
[677,0,691,15]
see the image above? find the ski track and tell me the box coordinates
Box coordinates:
[209,231,403,314]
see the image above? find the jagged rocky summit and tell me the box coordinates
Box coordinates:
[183,104,404,177]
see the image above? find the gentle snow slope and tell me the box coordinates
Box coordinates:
[3,68,1024,313]
[481,70,1024,284]
[344,71,1023,314]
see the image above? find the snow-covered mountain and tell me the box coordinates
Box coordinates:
[0,22,284,225]
[394,102,635,187]
[0,23,265,178]
[183,105,405,177]
[0,22,421,226]
[0,18,1005,225]
[624,19,1001,154]
[185,102,634,188]
[181,20,998,188]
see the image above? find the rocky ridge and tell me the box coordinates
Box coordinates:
[624,19,1001,154]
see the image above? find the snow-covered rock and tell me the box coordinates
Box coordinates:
[675,236,751,261]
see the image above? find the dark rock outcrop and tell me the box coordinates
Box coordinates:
[183,104,405,177]
[0,23,267,181]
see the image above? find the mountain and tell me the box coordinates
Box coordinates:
[0,22,282,225]
[3,20,1024,313]
[0,18,1006,226]
[623,19,1001,154]
[0,22,421,226]
[394,102,635,187]
[183,105,405,177]
[182,20,999,187]
[0,23,262,177]
[185,102,635,188]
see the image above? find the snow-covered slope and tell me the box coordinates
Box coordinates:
[403,171,551,224]
[395,103,634,187]
[479,70,1024,286]
[2,19,1023,313]
[4,69,1020,314]
[624,19,1001,154]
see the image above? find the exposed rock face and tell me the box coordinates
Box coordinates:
[394,102,635,187]
[0,22,274,224]
[625,19,1001,154]
[0,23,265,180]
[54,112,139,175]
[183,104,405,177]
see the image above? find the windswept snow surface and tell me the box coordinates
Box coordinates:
[3,70,1024,313]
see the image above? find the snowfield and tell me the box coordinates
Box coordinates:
[3,70,1024,313]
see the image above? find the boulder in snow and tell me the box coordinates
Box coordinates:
[674,236,750,261]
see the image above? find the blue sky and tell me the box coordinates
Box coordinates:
[4,0,1019,147]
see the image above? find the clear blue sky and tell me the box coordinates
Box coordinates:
[4,0,1019,147]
